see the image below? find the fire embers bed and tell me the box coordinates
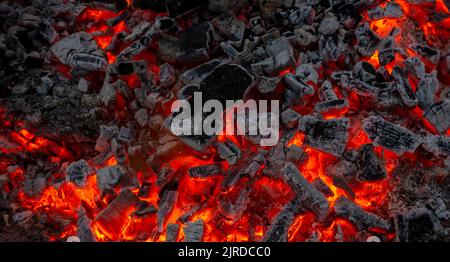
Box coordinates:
[0,0,449,242]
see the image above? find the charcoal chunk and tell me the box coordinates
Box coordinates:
[66,160,90,187]
[188,164,223,178]
[166,223,180,242]
[95,189,139,240]
[183,219,204,242]
[356,144,387,182]
[282,163,329,220]
[157,191,178,232]
[334,196,390,230]
[299,116,349,157]
[363,115,421,154]
[423,99,450,134]
[394,208,441,242]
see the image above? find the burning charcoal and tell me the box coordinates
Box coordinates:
[222,150,267,189]
[332,174,355,200]
[66,160,90,187]
[117,126,133,144]
[282,163,329,220]
[409,43,440,64]
[264,37,295,73]
[176,22,212,64]
[355,144,387,182]
[157,191,178,232]
[416,72,439,109]
[111,138,127,164]
[96,125,119,152]
[363,115,421,154]
[156,166,175,188]
[287,144,307,164]
[334,196,390,230]
[77,209,96,242]
[424,99,450,134]
[23,177,46,196]
[95,189,139,240]
[220,188,251,221]
[296,64,319,85]
[367,6,385,20]
[183,219,204,242]
[166,223,180,242]
[212,11,246,42]
[135,108,149,127]
[385,2,403,18]
[294,26,318,47]
[423,135,450,157]
[159,63,176,88]
[106,10,131,28]
[378,37,398,66]
[134,201,157,216]
[262,198,303,242]
[355,22,380,57]
[180,59,222,85]
[283,74,315,106]
[315,80,349,115]
[319,34,345,62]
[12,210,33,228]
[249,16,266,35]
[299,116,349,157]
[281,109,300,128]
[392,66,418,107]
[257,76,280,94]
[354,61,377,83]
[394,207,442,241]
[318,17,340,36]
[188,164,223,178]
[96,165,134,192]
[312,177,334,197]
[405,56,426,80]
[118,17,178,60]
[51,32,107,71]
[215,140,242,165]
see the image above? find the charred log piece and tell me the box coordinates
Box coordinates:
[212,11,246,43]
[332,174,355,200]
[183,219,205,242]
[299,116,349,157]
[264,137,308,179]
[281,163,330,221]
[362,115,422,154]
[219,188,251,222]
[134,201,158,216]
[334,196,390,231]
[252,36,295,75]
[423,99,450,134]
[355,144,387,182]
[157,190,178,232]
[257,76,280,94]
[95,189,139,240]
